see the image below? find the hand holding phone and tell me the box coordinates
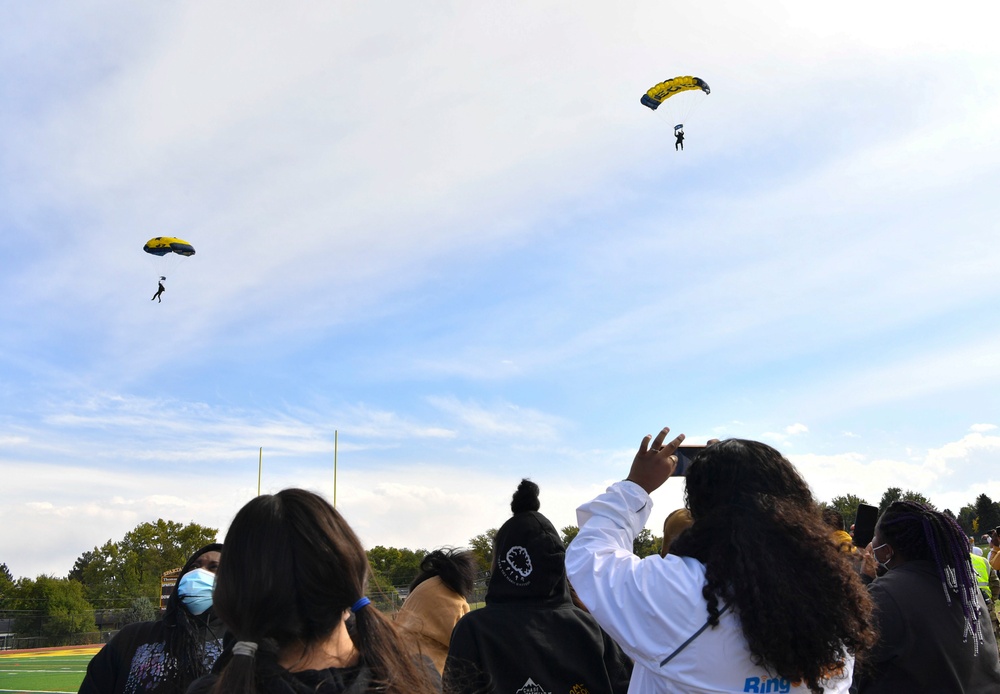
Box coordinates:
[672,446,706,476]
[853,504,879,548]
[627,427,686,494]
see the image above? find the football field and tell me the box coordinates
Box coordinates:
[0,646,98,694]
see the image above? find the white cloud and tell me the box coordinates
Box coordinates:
[426,396,568,442]
[761,423,810,447]
[802,430,1000,511]
[970,424,998,433]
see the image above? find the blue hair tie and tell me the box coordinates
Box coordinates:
[351,597,371,613]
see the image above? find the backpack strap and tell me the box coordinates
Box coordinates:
[659,603,731,668]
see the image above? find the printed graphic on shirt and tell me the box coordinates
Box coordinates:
[499,545,533,586]
[743,661,846,693]
[569,684,591,694]
[124,639,223,694]
[516,677,550,694]
[742,676,793,693]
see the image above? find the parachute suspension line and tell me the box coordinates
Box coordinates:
[641,76,710,140]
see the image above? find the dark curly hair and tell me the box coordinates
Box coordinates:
[511,479,541,513]
[408,548,479,598]
[670,439,876,693]
[878,500,987,653]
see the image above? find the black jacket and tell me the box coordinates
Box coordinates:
[857,560,1000,693]
[443,507,630,694]
[187,663,373,694]
[79,617,224,694]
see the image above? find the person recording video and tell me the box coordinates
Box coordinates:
[566,427,875,692]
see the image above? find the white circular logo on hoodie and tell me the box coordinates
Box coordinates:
[499,545,533,586]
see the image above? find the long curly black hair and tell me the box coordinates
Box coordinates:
[670,439,876,693]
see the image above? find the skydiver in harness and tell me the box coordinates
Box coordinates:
[151,277,166,303]
[674,125,685,151]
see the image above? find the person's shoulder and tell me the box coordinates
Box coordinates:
[869,562,936,605]
[452,604,488,628]
[109,619,164,643]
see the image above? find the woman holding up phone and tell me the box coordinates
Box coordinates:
[566,428,876,693]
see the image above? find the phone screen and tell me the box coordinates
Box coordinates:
[672,446,705,477]
[853,504,879,548]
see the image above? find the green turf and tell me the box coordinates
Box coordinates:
[0,653,92,693]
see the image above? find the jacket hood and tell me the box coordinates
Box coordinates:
[486,480,569,605]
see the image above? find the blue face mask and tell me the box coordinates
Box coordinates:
[177,567,215,615]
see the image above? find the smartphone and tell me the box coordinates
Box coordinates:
[672,445,706,477]
[853,504,879,548]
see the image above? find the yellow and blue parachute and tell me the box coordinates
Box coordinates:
[640,76,710,110]
[143,237,195,281]
[143,237,196,257]
[641,76,710,134]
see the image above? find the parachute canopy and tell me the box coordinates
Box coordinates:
[641,76,710,110]
[143,237,196,257]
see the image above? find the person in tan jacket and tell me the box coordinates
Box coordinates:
[395,548,478,674]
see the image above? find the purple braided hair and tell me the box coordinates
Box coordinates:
[879,500,984,653]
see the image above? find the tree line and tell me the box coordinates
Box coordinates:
[824,488,1000,539]
[0,519,217,647]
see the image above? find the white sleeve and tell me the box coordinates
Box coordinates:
[566,481,705,669]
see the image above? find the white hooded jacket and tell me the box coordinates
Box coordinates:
[565,480,854,694]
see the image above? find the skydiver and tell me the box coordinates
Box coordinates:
[675,128,684,151]
[151,279,165,303]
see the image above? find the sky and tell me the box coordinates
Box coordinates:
[2,1,1000,580]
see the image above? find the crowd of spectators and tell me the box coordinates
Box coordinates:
[79,427,1000,693]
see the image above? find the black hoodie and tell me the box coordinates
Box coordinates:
[443,480,631,694]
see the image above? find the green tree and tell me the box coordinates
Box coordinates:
[469,529,498,573]
[559,524,659,556]
[633,529,662,558]
[120,596,157,625]
[11,576,96,646]
[975,494,1000,535]
[900,490,935,510]
[71,520,217,609]
[957,504,978,534]
[878,487,903,517]
[0,562,14,610]
[829,494,870,527]
[877,487,936,516]
[366,546,426,587]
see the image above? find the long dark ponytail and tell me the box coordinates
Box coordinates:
[210,489,438,694]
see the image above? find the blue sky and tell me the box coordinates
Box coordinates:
[3,1,999,579]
